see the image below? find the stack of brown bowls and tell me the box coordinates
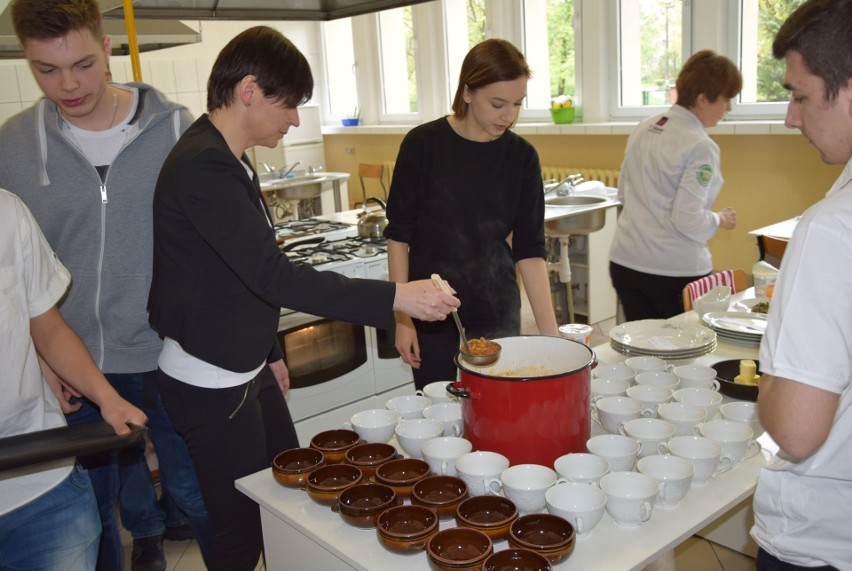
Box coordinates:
[482,548,553,571]
[376,504,439,554]
[375,458,431,499]
[344,442,399,482]
[310,429,362,464]
[508,513,576,564]
[333,483,401,528]
[271,447,325,488]
[454,495,519,541]
[304,464,363,507]
[411,475,468,520]
[427,527,493,571]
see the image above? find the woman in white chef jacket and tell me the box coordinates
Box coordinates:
[609,50,742,322]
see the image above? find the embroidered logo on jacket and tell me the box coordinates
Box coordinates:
[697,165,713,186]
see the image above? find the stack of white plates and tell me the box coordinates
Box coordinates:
[609,319,717,360]
[701,311,767,346]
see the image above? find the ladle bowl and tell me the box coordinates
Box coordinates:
[459,340,502,367]
[431,273,500,367]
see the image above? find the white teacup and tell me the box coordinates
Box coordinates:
[593,363,636,384]
[634,371,680,392]
[420,436,472,476]
[673,365,720,391]
[386,395,432,420]
[586,434,641,472]
[626,385,673,418]
[591,377,630,401]
[625,356,668,374]
[720,401,763,438]
[693,286,731,316]
[416,381,455,404]
[618,417,676,459]
[695,419,761,463]
[673,387,724,420]
[546,482,607,538]
[455,451,511,496]
[553,453,610,486]
[658,436,734,486]
[394,418,445,459]
[637,454,694,510]
[422,402,463,437]
[599,471,659,528]
[592,396,644,434]
[489,464,557,514]
[656,402,707,437]
[344,408,400,443]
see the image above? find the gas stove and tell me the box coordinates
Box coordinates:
[283,236,388,268]
[273,218,356,243]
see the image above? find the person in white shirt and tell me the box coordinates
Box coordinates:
[609,50,741,321]
[751,1,852,570]
[0,189,146,570]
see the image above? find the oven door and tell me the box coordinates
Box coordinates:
[278,311,374,422]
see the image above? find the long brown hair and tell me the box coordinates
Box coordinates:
[451,39,531,118]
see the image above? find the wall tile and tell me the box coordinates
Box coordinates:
[0,65,21,103]
[148,60,176,93]
[15,64,41,102]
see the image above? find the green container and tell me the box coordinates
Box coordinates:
[550,107,576,124]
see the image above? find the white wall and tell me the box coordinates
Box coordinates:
[0,20,325,126]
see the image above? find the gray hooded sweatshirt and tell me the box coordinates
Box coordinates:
[0,83,193,373]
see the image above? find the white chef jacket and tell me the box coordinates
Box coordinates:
[610,104,722,276]
[752,157,852,569]
[0,189,73,515]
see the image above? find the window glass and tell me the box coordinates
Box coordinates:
[619,0,683,107]
[379,6,418,114]
[523,0,577,110]
[322,18,358,119]
[444,0,486,101]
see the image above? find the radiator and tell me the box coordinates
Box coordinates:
[383,161,619,188]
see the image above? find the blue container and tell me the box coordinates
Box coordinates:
[341,118,361,126]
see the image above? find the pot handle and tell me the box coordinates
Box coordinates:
[363,197,387,210]
[446,383,470,399]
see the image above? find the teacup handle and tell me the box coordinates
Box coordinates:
[713,454,735,478]
[617,422,628,436]
[692,423,705,437]
[665,364,676,373]
[743,440,762,461]
[451,423,462,437]
[486,478,504,496]
[710,379,721,391]
[640,501,653,523]
[575,515,586,536]
[553,477,571,487]
[415,389,425,397]
[640,407,656,418]
[591,407,601,427]
[440,460,450,475]
[342,421,352,430]
[657,442,672,455]
[656,481,667,504]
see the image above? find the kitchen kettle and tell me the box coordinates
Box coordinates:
[357,197,388,239]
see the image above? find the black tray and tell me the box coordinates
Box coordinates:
[711,359,760,402]
[0,421,147,472]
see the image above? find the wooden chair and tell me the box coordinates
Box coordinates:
[757,235,788,269]
[356,163,387,207]
[682,269,747,311]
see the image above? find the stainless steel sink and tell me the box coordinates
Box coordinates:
[544,195,609,235]
[260,174,327,200]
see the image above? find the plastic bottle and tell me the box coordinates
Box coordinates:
[752,260,779,298]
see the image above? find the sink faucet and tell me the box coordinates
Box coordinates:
[544,173,584,197]
[281,161,302,178]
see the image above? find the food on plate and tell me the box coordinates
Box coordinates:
[466,337,500,356]
[750,301,770,314]
[734,360,760,385]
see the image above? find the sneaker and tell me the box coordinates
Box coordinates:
[131,535,166,571]
[162,522,194,541]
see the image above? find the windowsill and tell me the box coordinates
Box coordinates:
[322,120,798,136]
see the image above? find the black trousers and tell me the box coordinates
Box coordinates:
[610,262,708,322]
[757,548,839,571]
[155,366,298,571]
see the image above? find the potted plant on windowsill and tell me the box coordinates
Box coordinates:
[550,95,576,124]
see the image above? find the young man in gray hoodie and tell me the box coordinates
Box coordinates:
[0,1,210,569]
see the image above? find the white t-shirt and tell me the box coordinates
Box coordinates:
[610,104,722,276]
[0,189,73,515]
[752,157,852,569]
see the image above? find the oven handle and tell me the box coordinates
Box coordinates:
[446,383,470,399]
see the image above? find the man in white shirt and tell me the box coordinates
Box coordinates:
[752,1,852,569]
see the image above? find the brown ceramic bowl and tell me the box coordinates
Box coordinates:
[310,429,362,464]
[271,447,325,488]
[334,483,401,529]
[305,464,363,507]
[508,513,576,564]
[455,495,519,541]
[411,475,469,520]
[376,504,439,555]
[344,442,400,482]
[375,457,431,500]
[482,548,553,571]
[427,527,493,571]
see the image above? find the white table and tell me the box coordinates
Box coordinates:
[748,217,799,239]
[237,296,771,570]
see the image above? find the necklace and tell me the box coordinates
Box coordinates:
[105,87,119,129]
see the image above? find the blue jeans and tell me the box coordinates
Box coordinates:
[0,465,100,570]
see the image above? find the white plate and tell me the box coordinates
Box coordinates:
[702,312,768,335]
[610,320,716,352]
[730,297,770,313]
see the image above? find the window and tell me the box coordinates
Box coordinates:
[321,18,358,120]
[523,0,578,114]
[378,6,418,116]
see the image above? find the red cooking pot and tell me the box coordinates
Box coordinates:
[449,336,595,466]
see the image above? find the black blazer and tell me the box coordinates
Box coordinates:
[148,115,395,373]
